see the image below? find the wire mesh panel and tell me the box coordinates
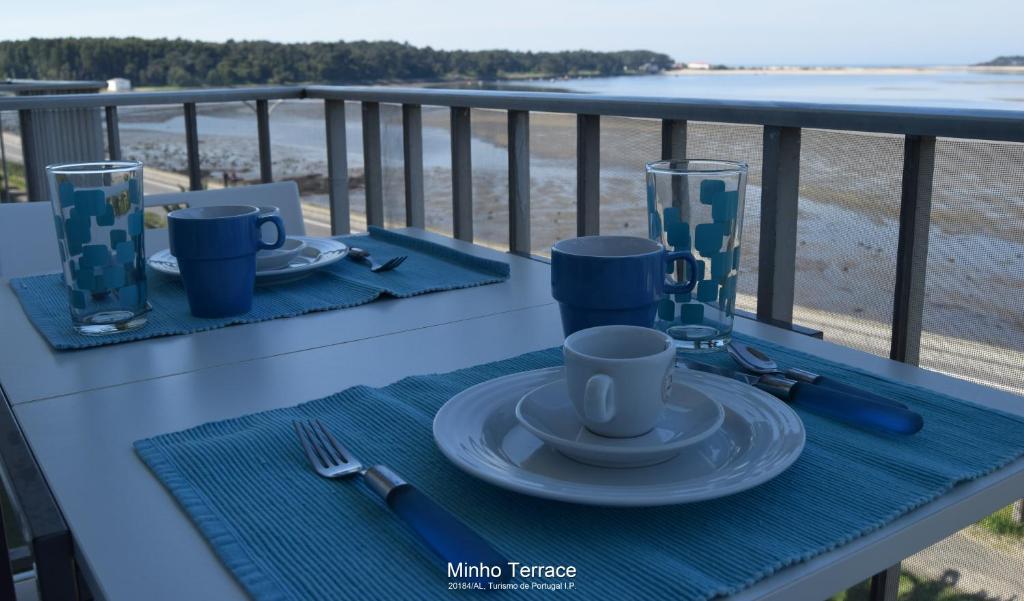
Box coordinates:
[469,108,510,252]
[265,99,329,236]
[597,115,660,240]
[687,122,764,316]
[529,112,577,256]
[380,103,407,229]
[792,129,904,358]
[418,105,454,238]
[921,138,1024,395]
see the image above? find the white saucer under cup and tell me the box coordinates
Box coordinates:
[515,378,725,468]
[434,366,805,507]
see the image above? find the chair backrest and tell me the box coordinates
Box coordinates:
[0,181,305,279]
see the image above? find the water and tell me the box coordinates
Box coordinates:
[523,70,1024,110]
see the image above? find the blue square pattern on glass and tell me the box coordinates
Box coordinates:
[118,283,141,306]
[66,210,91,255]
[128,211,144,236]
[74,189,107,216]
[75,264,95,290]
[103,265,126,290]
[666,220,690,250]
[657,298,675,321]
[110,229,128,248]
[80,244,111,268]
[711,250,733,280]
[720,275,737,311]
[712,191,739,223]
[58,180,76,209]
[699,179,725,205]
[694,223,726,256]
[128,179,142,205]
[680,302,704,324]
[115,241,136,264]
[697,279,718,303]
[96,204,115,227]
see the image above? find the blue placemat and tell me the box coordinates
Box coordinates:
[10,227,509,350]
[135,333,1024,601]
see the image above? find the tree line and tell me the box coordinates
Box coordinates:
[0,38,674,86]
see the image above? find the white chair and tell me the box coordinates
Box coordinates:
[0,181,305,279]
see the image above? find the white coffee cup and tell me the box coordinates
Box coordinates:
[563,325,675,438]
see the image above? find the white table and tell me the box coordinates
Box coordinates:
[3,230,1022,601]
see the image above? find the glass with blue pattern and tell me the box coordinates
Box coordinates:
[46,161,149,335]
[646,160,748,351]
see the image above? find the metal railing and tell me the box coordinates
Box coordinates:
[2,84,1024,600]
[3,85,1024,365]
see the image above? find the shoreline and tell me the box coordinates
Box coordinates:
[665,66,1024,76]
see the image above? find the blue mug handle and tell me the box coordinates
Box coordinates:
[664,250,698,294]
[256,214,286,250]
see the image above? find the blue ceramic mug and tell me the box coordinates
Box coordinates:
[551,236,698,336]
[168,205,285,318]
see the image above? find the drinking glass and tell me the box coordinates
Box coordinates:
[47,161,149,334]
[646,159,748,351]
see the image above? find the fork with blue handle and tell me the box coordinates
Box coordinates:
[294,419,509,583]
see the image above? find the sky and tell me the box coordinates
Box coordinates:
[2,0,1021,66]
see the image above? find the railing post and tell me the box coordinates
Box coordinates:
[105,106,122,161]
[402,104,425,228]
[508,110,531,254]
[576,114,600,236]
[890,134,935,365]
[183,102,202,191]
[757,125,801,325]
[361,101,384,228]
[450,106,473,241]
[256,99,273,183]
[325,100,350,235]
[661,119,687,159]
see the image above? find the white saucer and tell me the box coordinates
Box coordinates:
[515,379,725,468]
[148,236,348,286]
[256,237,308,271]
[433,366,805,507]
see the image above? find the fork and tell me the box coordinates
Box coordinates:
[294,419,508,581]
[347,247,407,272]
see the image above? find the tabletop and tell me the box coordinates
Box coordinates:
[3,229,1023,601]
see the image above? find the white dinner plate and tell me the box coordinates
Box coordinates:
[434,366,805,506]
[147,236,348,286]
[515,379,725,468]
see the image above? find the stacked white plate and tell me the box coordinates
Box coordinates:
[148,236,348,286]
[433,366,805,507]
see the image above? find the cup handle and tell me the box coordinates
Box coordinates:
[256,214,286,250]
[664,250,699,294]
[583,374,615,423]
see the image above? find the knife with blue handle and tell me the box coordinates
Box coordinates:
[728,341,909,410]
[679,359,924,435]
[366,466,510,584]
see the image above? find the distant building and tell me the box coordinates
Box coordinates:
[106,78,132,92]
[686,62,711,70]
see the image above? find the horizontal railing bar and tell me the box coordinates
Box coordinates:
[0,86,304,110]
[306,86,1024,142]
[3,85,1023,142]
